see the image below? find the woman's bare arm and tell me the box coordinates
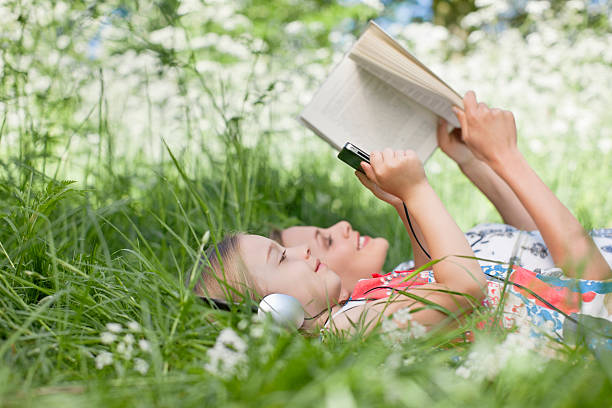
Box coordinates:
[437,119,537,230]
[455,91,611,280]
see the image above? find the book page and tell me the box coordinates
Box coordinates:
[349,53,460,128]
[364,22,462,103]
[300,57,438,162]
[350,22,464,110]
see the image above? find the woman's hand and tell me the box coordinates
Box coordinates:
[436,117,476,167]
[453,91,519,168]
[361,148,428,201]
[355,170,401,207]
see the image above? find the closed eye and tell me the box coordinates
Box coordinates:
[326,235,333,248]
[279,249,287,264]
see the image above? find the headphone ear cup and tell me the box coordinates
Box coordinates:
[258,294,304,330]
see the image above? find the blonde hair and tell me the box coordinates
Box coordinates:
[188,234,257,302]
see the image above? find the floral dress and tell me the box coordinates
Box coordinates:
[389,223,612,340]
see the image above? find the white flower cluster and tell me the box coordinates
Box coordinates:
[382,307,427,348]
[94,321,151,375]
[454,323,553,381]
[204,328,248,379]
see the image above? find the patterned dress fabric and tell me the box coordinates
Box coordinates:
[386,223,612,340]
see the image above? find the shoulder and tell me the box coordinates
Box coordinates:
[328,283,453,334]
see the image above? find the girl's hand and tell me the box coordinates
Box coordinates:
[453,91,519,167]
[355,170,401,207]
[361,148,428,200]
[436,117,476,167]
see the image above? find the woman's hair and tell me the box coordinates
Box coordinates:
[187,234,256,302]
[269,228,284,246]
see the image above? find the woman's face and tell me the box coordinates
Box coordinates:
[238,234,347,318]
[280,221,389,291]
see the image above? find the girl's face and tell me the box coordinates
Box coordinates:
[281,221,389,291]
[238,235,348,318]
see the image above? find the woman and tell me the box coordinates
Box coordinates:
[195,92,612,336]
[277,91,612,290]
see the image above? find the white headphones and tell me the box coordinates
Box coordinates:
[258,294,305,330]
[203,293,310,330]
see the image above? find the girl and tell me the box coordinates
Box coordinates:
[196,146,488,333]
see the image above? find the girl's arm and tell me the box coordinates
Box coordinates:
[355,171,430,269]
[437,118,537,230]
[334,151,487,333]
[362,150,487,299]
[455,91,611,281]
[328,149,487,335]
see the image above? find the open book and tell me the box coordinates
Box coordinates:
[300,21,463,162]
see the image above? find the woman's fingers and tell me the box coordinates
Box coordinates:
[360,161,377,183]
[355,170,369,187]
[437,117,448,135]
[382,148,394,163]
[463,91,478,116]
[453,107,469,140]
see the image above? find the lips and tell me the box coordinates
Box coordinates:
[315,259,322,272]
[358,235,370,250]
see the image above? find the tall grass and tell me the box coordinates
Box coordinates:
[0,1,611,406]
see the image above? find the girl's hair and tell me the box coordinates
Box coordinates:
[187,234,256,302]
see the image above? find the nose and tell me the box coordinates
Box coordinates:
[294,244,310,259]
[336,221,352,238]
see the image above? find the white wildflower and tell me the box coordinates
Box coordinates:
[117,341,133,359]
[57,35,70,50]
[217,328,247,353]
[139,339,151,352]
[475,0,496,7]
[382,317,399,333]
[454,324,552,381]
[123,334,135,345]
[409,321,427,339]
[106,323,122,333]
[237,319,249,331]
[177,0,205,15]
[149,26,174,47]
[54,1,69,16]
[381,310,428,347]
[250,325,264,339]
[204,328,248,379]
[525,1,550,16]
[362,0,384,12]
[133,358,149,375]
[392,307,413,326]
[127,321,141,332]
[284,21,305,35]
[566,0,585,10]
[598,139,612,154]
[100,332,117,344]
[95,351,113,369]
[455,365,471,379]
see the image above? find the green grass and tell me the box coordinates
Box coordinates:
[1,1,611,406]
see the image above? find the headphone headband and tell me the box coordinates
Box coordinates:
[199,296,259,313]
